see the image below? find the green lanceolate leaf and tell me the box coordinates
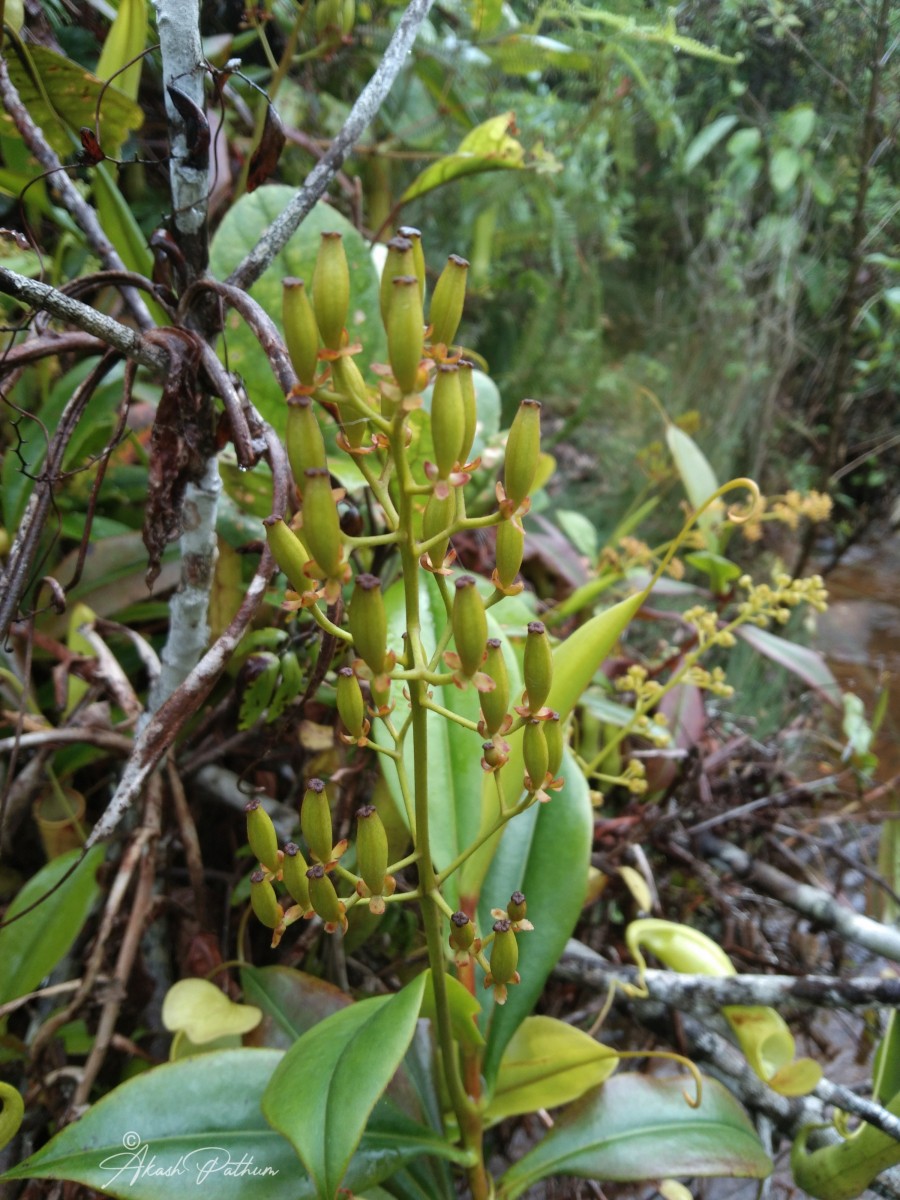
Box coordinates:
[240,965,352,1049]
[399,113,525,205]
[497,1074,772,1199]
[96,0,147,109]
[484,1016,617,1126]
[209,189,385,434]
[735,624,841,708]
[477,749,593,1087]
[421,971,485,1052]
[0,846,105,1009]
[261,972,428,1199]
[665,424,721,550]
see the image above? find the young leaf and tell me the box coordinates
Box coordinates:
[484,1016,617,1125]
[247,105,287,193]
[683,114,740,173]
[95,0,147,108]
[497,1074,772,1199]
[262,972,427,1200]
[399,113,525,205]
[0,846,105,1009]
[665,424,721,549]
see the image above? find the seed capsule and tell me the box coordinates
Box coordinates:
[504,399,542,510]
[422,488,456,570]
[429,254,468,348]
[336,666,366,738]
[263,515,315,593]
[451,576,487,678]
[507,891,527,922]
[379,235,414,326]
[306,863,346,930]
[431,364,466,478]
[387,275,424,394]
[523,620,553,713]
[245,799,279,874]
[331,355,371,448]
[312,231,350,351]
[458,359,477,464]
[523,718,549,788]
[301,468,343,578]
[282,278,319,387]
[489,918,518,985]
[480,638,510,735]
[544,710,564,778]
[356,804,388,898]
[398,226,425,301]
[348,573,388,676]
[449,911,475,955]
[301,778,333,865]
[481,740,507,771]
[495,518,524,591]
[286,395,327,492]
[282,842,311,909]
[250,869,283,930]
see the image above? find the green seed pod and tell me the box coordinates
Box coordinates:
[507,891,527,923]
[449,911,475,954]
[301,468,343,578]
[379,235,414,326]
[315,0,342,38]
[431,363,466,478]
[286,395,327,491]
[544,709,563,778]
[451,575,487,678]
[263,515,315,592]
[429,254,468,348]
[422,488,456,569]
[489,918,518,985]
[306,862,345,927]
[356,804,388,897]
[398,226,425,302]
[458,358,477,464]
[387,275,424,394]
[504,399,542,510]
[523,620,553,713]
[250,869,283,930]
[312,231,350,351]
[282,278,320,388]
[341,0,354,37]
[523,718,549,788]
[245,799,279,874]
[282,842,311,909]
[331,355,371,448]
[301,777,333,864]
[480,638,510,735]
[336,666,366,738]
[495,518,524,591]
[481,740,507,771]
[349,573,387,675]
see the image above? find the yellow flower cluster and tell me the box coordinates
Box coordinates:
[741,490,833,541]
[737,571,828,627]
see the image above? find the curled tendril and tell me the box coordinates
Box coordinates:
[723,477,762,524]
[613,1049,704,1109]
[0,1082,25,1153]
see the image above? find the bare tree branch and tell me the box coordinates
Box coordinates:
[227,0,436,292]
[0,268,167,369]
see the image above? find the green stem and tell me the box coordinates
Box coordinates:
[422,698,480,731]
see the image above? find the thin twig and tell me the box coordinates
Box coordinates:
[227,0,437,291]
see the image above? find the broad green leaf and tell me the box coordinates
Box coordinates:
[485,1017,617,1125]
[735,624,841,708]
[262,973,427,1200]
[779,104,816,148]
[556,509,597,560]
[400,113,525,205]
[380,574,496,909]
[498,1074,772,1199]
[477,749,593,1087]
[209,189,385,434]
[470,0,503,37]
[3,43,143,158]
[683,114,739,172]
[727,127,762,158]
[96,0,147,108]
[684,550,742,595]
[665,424,720,548]
[241,965,352,1049]
[769,146,802,194]
[0,846,105,1009]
